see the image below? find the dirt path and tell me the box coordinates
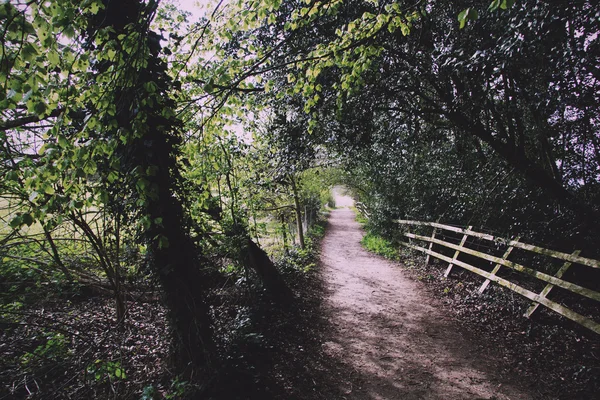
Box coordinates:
[319,204,533,399]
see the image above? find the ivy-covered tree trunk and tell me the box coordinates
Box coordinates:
[89,0,214,373]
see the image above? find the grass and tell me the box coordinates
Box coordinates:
[360,232,399,260]
[351,206,369,225]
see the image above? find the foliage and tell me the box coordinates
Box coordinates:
[238,0,600,252]
[360,232,399,260]
[19,331,70,369]
[277,218,327,274]
[1,0,599,397]
[86,359,127,382]
[353,208,369,226]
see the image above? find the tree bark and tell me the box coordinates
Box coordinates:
[242,238,294,303]
[290,175,305,249]
[280,214,288,250]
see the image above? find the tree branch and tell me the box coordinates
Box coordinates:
[0,108,64,131]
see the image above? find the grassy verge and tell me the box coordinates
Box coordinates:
[351,206,369,225]
[360,232,399,260]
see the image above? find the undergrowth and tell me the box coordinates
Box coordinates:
[360,232,399,260]
[276,220,326,275]
[353,208,369,225]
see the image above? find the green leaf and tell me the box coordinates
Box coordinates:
[107,171,118,183]
[22,43,39,62]
[489,0,501,11]
[22,213,34,226]
[48,50,60,66]
[158,236,170,249]
[83,160,97,175]
[0,3,12,19]
[9,216,22,229]
[114,368,126,379]
[90,1,101,14]
[500,0,515,9]
[58,135,68,148]
[400,23,410,36]
[136,178,148,192]
[140,216,151,230]
[33,101,48,117]
[458,8,477,29]
[63,25,75,38]
[22,89,33,103]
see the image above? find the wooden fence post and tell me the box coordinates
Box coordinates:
[424,227,437,266]
[444,226,472,278]
[524,249,582,318]
[478,238,519,294]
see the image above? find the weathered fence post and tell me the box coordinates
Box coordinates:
[444,226,472,278]
[424,226,438,266]
[478,238,519,294]
[524,249,582,318]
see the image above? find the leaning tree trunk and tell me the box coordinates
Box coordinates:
[242,238,294,303]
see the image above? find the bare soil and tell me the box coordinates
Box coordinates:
[319,207,535,399]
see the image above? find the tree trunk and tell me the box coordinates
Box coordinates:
[43,227,72,281]
[290,175,305,249]
[89,0,215,374]
[242,238,293,302]
[280,214,288,250]
[148,195,215,370]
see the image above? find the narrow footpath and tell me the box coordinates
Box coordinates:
[319,198,533,399]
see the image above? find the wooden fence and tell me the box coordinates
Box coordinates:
[396,220,600,335]
[355,202,370,219]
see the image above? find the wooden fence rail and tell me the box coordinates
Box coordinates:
[355,202,370,219]
[396,219,600,335]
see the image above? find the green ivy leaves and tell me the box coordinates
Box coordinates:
[489,0,516,12]
[458,8,478,29]
[459,0,516,29]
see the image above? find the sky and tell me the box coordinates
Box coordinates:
[168,0,254,142]
[170,0,213,21]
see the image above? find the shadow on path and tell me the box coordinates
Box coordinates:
[318,208,534,400]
